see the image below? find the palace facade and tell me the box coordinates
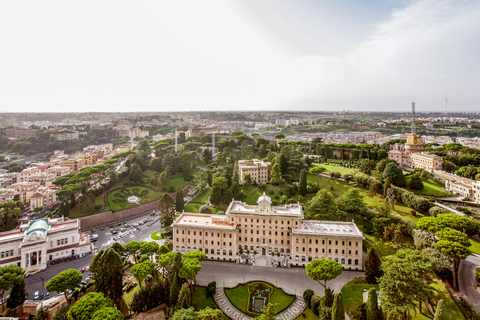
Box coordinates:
[172,194,364,270]
[0,217,91,272]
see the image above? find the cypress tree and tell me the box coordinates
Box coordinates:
[365,248,382,284]
[169,272,180,306]
[175,186,184,212]
[383,177,391,197]
[434,299,444,320]
[6,279,26,309]
[299,169,307,196]
[175,282,191,311]
[331,292,345,320]
[409,173,424,190]
[366,288,380,320]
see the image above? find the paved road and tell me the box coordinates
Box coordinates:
[197,261,364,296]
[433,202,466,216]
[459,255,480,313]
[23,211,163,298]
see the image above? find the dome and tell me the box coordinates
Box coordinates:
[257,192,272,204]
[25,218,50,238]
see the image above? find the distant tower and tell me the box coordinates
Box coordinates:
[175,129,178,152]
[445,95,448,115]
[411,102,416,134]
[405,101,424,154]
[212,132,216,159]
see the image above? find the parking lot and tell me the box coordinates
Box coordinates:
[22,211,163,300]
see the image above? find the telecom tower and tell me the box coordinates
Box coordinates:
[411,102,416,134]
[212,132,216,159]
[175,129,178,152]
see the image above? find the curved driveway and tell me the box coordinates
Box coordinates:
[459,255,480,313]
[197,261,364,296]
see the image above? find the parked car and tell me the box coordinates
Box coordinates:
[33,291,39,300]
[81,268,85,273]
[45,292,50,299]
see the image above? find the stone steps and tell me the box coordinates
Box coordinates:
[213,286,307,320]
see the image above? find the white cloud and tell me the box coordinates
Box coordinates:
[0,0,478,112]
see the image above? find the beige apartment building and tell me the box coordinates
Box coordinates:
[445,179,474,199]
[473,181,480,203]
[410,152,444,171]
[238,159,271,185]
[173,194,364,269]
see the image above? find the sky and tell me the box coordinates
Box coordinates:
[0,0,479,113]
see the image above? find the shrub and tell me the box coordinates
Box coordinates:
[303,289,314,307]
[268,190,274,195]
[411,210,417,216]
[183,176,193,181]
[206,281,216,298]
[199,204,212,214]
[94,205,103,211]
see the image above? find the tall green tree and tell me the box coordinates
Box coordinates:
[66,292,121,320]
[339,188,365,216]
[0,265,24,311]
[435,240,470,291]
[169,272,180,306]
[305,189,338,220]
[175,283,192,311]
[212,177,228,198]
[175,186,184,212]
[331,292,345,320]
[6,278,26,309]
[365,248,382,284]
[379,249,434,318]
[45,269,82,305]
[158,193,175,226]
[270,163,282,189]
[306,259,343,289]
[124,241,142,263]
[89,248,124,307]
[366,288,380,320]
[409,173,424,190]
[131,260,156,288]
[299,169,307,196]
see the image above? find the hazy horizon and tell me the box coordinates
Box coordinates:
[1,0,479,113]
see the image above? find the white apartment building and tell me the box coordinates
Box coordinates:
[0,218,91,272]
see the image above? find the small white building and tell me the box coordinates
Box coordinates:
[0,217,91,273]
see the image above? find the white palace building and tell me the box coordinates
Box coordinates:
[173,194,364,270]
[0,217,91,273]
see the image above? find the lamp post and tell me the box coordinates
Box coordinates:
[40,277,44,307]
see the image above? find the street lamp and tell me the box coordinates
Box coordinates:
[40,277,44,306]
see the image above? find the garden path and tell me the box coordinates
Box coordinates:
[213,282,307,320]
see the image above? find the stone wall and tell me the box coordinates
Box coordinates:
[79,201,157,230]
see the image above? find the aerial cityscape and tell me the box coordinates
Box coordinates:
[1,0,480,320]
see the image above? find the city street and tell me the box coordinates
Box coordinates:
[24,210,163,298]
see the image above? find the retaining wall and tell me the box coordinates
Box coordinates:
[79,201,157,230]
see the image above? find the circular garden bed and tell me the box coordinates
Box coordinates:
[224,281,295,316]
[105,186,157,212]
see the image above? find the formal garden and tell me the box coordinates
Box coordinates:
[224,281,295,316]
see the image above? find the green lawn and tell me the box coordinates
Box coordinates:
[468,238,480,255]
[192,188,212,203]
[406,177,450,197]
[185,203,201,213]
[167,175,193,190]
[295,306,316,319]
[312,163,356,176]
[224,282,295,316]
[340,280,378,316]
[150,231,162,240]
[192,286,217,310]
[142,169,159,179]
[106,186,160,212]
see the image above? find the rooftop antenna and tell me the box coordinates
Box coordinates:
[445,95,448,115]
[411,102,416,134]
[175,126,178,152]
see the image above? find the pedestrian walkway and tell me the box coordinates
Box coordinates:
[213,283,307,320]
